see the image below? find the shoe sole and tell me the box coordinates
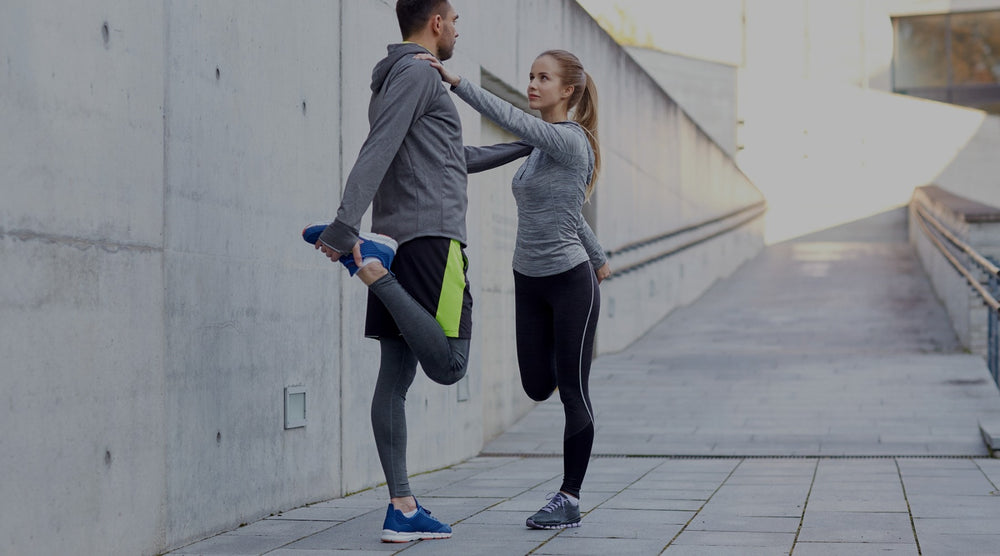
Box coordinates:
[525,518,581,530]
[380,529,452,542]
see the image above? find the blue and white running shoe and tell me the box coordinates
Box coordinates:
[380,500,452,543]
[302,222,397,276]
[339,232,397,276]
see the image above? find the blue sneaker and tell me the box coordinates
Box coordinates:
[338,232,397,276]
[380,501,452,543]
[301,220,331,245]
[302,221,397,276]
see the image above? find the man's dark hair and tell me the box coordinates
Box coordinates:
[396,0,450,39]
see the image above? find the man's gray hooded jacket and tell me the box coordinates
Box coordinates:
[319,43,530,253]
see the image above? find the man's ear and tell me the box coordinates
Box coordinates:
[430,14,443,36]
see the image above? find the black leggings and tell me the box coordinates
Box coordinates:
[514,261,599,499]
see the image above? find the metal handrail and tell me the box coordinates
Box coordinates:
[604,202,767,280]
[915,204,1000,277]
[914,206,1000,311]
[914,202,1000,387]
[605,200,768,258]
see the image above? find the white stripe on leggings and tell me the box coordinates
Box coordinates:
[577,269,597,427]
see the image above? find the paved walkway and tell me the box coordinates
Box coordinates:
[169,218,1000,555]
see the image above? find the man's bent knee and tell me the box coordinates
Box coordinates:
[424,363,467,386]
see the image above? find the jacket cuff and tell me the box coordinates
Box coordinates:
[318,220,359,253]
[590,252,608,269]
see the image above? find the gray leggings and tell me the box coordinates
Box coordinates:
[368,274,470,498]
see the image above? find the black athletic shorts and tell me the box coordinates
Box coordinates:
[365,236,474,339]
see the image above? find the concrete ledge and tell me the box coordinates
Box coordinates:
[917,184,1000,223]
[980,419,1000,457]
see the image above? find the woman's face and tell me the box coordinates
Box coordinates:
[527,55,573,113]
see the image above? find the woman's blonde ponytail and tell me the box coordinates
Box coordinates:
[539,50,601,200]
[574,72,600,200]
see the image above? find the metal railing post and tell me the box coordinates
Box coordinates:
[989,257,1000,386]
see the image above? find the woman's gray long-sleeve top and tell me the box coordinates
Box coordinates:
[452,78,607,278]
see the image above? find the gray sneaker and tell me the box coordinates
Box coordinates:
[526,492,581,529]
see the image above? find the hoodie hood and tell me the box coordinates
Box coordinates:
[371,43,433,93]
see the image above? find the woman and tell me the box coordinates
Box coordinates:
[420,49,611,529]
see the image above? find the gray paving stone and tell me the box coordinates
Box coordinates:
[406,496,507,522]
[269,506,372,523]
[722,474,814,486]
[397,539,541,556]
[581,479,639,493]
[804,489,908,512]
[670,530,796,548]
[267,550,388,556]
[426,483,530,498]
[896,458,981,474]
[906,494,1000,518]
[426,521,545,542]
[899,474,997,496]
[791,542,918,555]
[600,492,704,511]
[166,531,295,555]
[685,515,800,533]
[281,518,397,552]
[532,537,668,555]
[709,484,811,504]
[975,459,1000,489]
[229,519,335,538]
[633,477,730,490]
[456,509,532,526]
[561,519,685,541]
[693,502,806,519]
[580,507,693,526]
[797,511,914,543]
[913,533,1000,555]
[914,517,1000,535]
[662,546,793,556]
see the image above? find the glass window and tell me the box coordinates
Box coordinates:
[950,11,1000,86]
[893,10,1000,114]
[894,14,949,89]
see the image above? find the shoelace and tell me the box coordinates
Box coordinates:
[539,492,567,513]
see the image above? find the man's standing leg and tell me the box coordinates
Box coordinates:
[371,337,418,502]
[370,336,454,542]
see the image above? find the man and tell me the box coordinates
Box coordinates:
[310,0,530,543]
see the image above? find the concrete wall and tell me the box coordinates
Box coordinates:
[161,1,345,547]
[626,47,739,157]
[1,3,168,555]
[0,1,764,554]
[935,115,1000,207]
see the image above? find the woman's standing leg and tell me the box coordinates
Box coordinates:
[550,263,600,499]
[516,263,600,529]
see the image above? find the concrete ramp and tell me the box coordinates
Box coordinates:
[484,217,1000,457]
